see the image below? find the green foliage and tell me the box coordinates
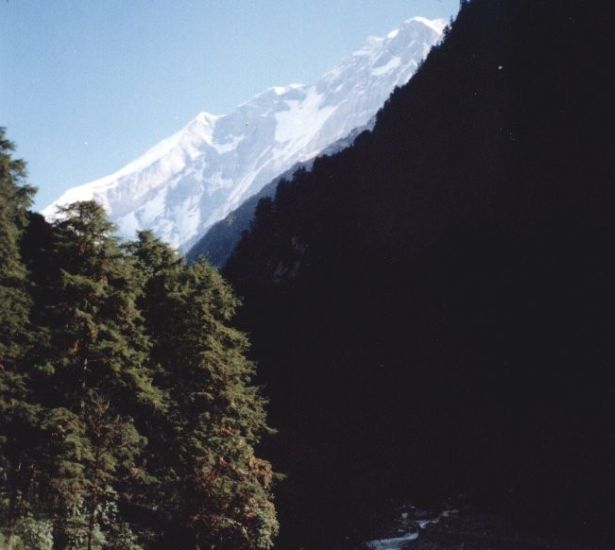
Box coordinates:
[0,140,278,549]
[0,129,41,540]
[0,127,35,365]
[0,516,54,550]
[130,233,279,549]
[171,262,278,549]
[0,127,35,411]
[29,202,160,547]
[46,202,162,412]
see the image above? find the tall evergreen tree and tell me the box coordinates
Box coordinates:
[0,128,34,366]
[0,128,40,537]
[35,202,162,549]
[129,232,278,550]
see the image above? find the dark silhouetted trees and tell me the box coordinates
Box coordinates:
[226,0,615,546]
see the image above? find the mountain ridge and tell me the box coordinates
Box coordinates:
[42,17,445,250]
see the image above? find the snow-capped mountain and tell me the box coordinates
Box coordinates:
[42,17,445,250]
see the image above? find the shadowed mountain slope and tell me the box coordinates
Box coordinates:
[225,0,615,547]
[186,125,367,266]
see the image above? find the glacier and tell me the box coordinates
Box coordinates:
[42,17,445,250]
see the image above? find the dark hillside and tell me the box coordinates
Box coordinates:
[187,125,369,267]
[226,0,615,547]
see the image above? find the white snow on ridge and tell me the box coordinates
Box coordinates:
[371,56,402,76]
[411,16,448,35]
[42,17,446,250]
[274,88,336,145]
[42,112,219,218]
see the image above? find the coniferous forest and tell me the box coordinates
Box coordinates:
[0,130,278,548]
[3,0,615,548]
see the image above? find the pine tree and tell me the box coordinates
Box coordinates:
[168,262,278,550]
[2,156,278,547]
[122,231,184,544]
[0,128,34,367]
[0,128,40,536]
[35,201,162,549]
[129,233,278,549]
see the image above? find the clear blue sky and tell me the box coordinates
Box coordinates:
[0,0,459,210]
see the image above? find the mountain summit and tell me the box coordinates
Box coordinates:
[42,17,444,250]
